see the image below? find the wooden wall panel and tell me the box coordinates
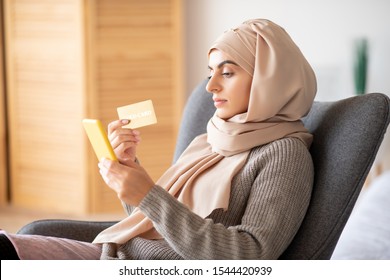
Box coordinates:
[95,0,177,176]
[0,1,7,205]
[4,0,87,213]
[3,0,183,214]
[85,0,182,212]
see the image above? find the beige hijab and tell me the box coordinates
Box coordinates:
[93,19,317,244]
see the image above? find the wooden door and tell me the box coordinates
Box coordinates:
[0,1,8,205]
[3,0,183,214]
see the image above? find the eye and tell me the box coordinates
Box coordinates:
[222,72,233,78]
[207,69,214,80]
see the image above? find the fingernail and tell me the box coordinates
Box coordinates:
[121,119,130,124]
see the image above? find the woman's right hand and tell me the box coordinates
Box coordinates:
[107,119,141,166]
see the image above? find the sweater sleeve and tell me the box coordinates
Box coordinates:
[138,138,313,259]
[121,202,135,216]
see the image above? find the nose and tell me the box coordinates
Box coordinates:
[206,75,221,94]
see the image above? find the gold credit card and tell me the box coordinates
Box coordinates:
[117,100,157,129]
[82,119,117,161]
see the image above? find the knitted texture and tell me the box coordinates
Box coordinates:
[101,137,313,259]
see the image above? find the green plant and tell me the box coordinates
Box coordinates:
[353,38,368,95]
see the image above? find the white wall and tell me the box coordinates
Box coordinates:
[183,0,390,171]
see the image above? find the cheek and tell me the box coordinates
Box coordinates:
[239,95,250,113]
[231,89,250,116]
[240,81,251,110]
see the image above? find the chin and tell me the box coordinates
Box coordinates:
[216,112,231,120]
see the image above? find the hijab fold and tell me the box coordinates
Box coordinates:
[93,19,316,244]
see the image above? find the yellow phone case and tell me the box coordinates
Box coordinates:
[82,119,117,161]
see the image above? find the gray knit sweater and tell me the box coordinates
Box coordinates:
[101,137,314,259]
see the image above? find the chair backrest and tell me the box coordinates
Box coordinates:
[174,79,390,259]
[173,80,214,161]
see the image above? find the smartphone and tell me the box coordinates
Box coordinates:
[82,119,117,161]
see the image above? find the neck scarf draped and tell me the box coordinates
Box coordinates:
[93,19,317,244]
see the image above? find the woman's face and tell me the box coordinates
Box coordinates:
[206,49,252,120]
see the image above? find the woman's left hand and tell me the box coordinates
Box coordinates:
[98,158,155,206]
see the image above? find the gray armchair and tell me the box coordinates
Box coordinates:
[18,80,390,259]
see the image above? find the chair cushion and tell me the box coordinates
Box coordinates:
[18,219,116,242]
[173,79,214,162]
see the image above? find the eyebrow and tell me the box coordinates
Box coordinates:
[208,60,239,70]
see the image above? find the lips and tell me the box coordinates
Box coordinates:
[213,98,227,108]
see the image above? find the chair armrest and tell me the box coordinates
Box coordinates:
[17,219,116,243]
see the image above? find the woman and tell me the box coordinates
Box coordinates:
[0,18,316,260]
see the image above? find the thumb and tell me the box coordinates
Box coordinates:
[100,157,121,172]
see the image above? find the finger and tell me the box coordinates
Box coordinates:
[111,138,140,153]
[99,168,110,185]
[109,126,141,138]
[114,141,138,154]
[124,157,138,168]
[132,130,141,136]
[109,131,141,148]
[107,119,130,134]
[99,158,123,174]
[98,167,121,193]
[98,158,125,188]
[98,160,115,187]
